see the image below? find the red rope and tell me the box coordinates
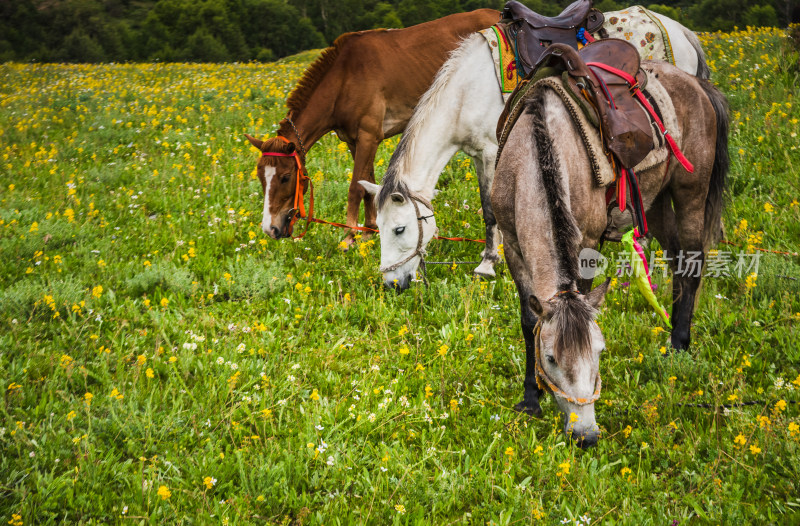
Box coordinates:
[305,216,485,243]
[719,240,799,257]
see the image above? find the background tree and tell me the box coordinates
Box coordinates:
[0,0,794,63]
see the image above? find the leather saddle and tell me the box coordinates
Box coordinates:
[534,39,654,169]
[501,0,605,76]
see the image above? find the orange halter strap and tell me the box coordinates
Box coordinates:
[261,136,314,238]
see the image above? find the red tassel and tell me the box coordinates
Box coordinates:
[618,169,627,212]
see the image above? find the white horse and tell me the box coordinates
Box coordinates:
[360,11,709,289]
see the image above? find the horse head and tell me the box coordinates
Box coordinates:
[245,133,307,239]
[531,281,609,448]
[360,181,438,290]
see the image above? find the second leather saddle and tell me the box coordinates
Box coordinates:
[501,0,605,76]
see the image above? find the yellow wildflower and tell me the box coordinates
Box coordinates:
[157,485,171,500]
[789,422,799,437]
[623,425,632,438]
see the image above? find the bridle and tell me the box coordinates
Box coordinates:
[533,292,602,406]
[260,121,313,238]
[379,192,436,285]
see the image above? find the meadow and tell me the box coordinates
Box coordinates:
[1,28,799,525]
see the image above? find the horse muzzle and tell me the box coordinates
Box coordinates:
[384,274,411,291]
[570,427,600,449]
[262,209,297,239]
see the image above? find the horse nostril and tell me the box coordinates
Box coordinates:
[270,226,280,238]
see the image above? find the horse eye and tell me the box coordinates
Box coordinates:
[280,174,291,184]
[394,226,405,235]
[546,355,556,365]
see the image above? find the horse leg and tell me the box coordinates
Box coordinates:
[472,148,502,279]
[344,133,381,246]
[504,242,544,416]
[649,192,705,350]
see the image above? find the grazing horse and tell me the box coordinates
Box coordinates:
[360,9,711,287]
[490,59,729,447]
[245,9,499,242]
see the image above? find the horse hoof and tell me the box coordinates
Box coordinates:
[513,401,542,417]
[473,261,496,279]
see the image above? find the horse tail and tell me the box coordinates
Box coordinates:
[699,79,729,248]
[683,27,712,80]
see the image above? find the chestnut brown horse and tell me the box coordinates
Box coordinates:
[246,9,499,243]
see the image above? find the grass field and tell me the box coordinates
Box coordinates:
[1,28,800,525]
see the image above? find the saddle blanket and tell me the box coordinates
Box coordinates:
[479,25,522,100]
[480,6,675,101]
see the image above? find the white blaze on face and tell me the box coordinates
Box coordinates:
[261,166,275,233]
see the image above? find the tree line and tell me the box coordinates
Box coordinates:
[0,0,796,63]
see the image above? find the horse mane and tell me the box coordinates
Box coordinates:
[378,33,481,208]
[549,293,596,366]
[287,30,388,112]
[526,89,596,366]
[525,88,582,288]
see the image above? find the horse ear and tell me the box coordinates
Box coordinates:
[390,193,406,205]
[359,181,381,196]
[585,278,611,309]
[529,295,552,318]
[245,133,264,151]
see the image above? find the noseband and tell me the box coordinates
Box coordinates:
[533,305,602,406]
[379,192,435,284]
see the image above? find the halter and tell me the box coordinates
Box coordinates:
[261,135,313,238]
[533,292,602,406]
[379,192,436,285]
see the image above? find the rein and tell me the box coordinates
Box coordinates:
[260,122,488,248]
[533,295,602,406]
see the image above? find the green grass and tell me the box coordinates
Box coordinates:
[1,28,799,524]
